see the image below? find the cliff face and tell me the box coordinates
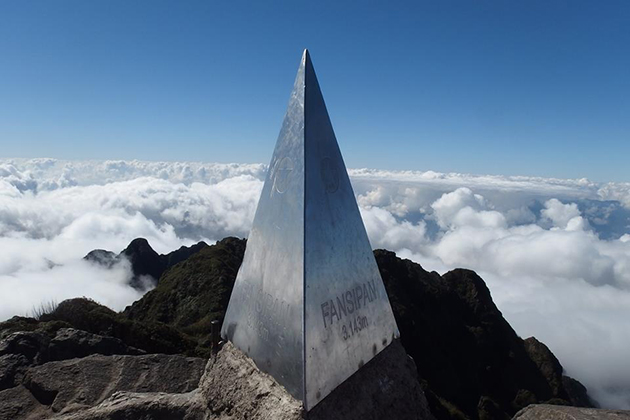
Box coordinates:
[1,237,596,420]
[375,250,595,419]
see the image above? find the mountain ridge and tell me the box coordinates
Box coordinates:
[1,237,597,420]
[84,238,209,290]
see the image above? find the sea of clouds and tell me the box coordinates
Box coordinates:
[1,157,630,408]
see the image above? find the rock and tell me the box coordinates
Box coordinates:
[522,336,596,407]
[308,340,435,420]
[199,341,303,420]
[0,385,49,420]
[39,298,200,357]
[52,391,207,420]
[478,396,511,420]
[523,337,565,397]
[23,353,206,414]
[0,331,50,364]
[199,340,434,420]
[0,354,29,391]
[562,376,597,408]
[0,317,41,340]
[48,328,145,361]
[1,338,433,419]
[512,404,630,419]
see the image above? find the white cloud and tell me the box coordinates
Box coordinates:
[2,158,630,409]
[541,198,589,231]
[0,159,264,321]
[360,206,427,252]
[481,272,630,410]
[0,259,142,321]
[357,183,630,409]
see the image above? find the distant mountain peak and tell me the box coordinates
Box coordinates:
[83,238,210,290]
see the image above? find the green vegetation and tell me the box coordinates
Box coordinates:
[39,297,200,356]
[123,237,246,347]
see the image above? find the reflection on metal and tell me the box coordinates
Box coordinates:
[221,50,400,411]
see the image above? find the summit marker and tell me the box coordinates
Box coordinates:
[221,50,400,410]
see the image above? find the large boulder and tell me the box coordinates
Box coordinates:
[39,298,201,357]
[307,339,435,420]
[43,339,434,420]
[199,342,303,420]
[0,385,50,420]
[18,353,205,417]
[53,390,206,420]
[0,354,29,391]
[47,328,144,361]
[199,340,434,420]
[0,331,50,364]
[513,404,630,419]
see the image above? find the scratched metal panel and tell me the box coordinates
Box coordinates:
[221,53,306,400]
[302,53,400,410]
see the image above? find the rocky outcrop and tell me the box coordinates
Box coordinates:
[0,354,29,390]
[38,298,201,357]
[0,385,51,420]
[0,331,50,365]
[307,339,435,420]
[522,337,565,397]
[375,251,594,419]
[47,328,145,361]
[43,339,434,420]
[0,353,206,419]
[512,404,630,419]
[200,340,434,420]
[0,323,159,367]
[0,337,433,419]
[522,337,594,408]
[199,341,303,420]
[28,353,204,411]
[54,390,206,420]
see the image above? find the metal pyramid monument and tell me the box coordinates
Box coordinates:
[221,50,400,410]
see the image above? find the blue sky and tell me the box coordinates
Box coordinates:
[0,1,628,182]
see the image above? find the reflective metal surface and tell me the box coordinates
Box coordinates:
[221,52,306,399]
[221,50,400,410]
